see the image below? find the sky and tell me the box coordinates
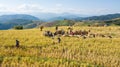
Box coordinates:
[0,0,120,15]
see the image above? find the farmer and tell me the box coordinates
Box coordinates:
[57,37,61,43]
[16,40,20,48]
[40,26,44,31]
[55,25,58,31]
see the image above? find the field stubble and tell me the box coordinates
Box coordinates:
[0,26,120,67]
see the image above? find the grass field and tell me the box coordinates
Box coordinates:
[0,26,120,67]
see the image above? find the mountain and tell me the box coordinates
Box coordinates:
[45,17,68,22]
[0,14,40,23]
[0,20,43,30]
[40,20,75,27]
[31,12,86,21]
[46,15,82,22]
[33,13,120,21]
[1,13,120,30]
[0,14,41,30]
[81,13,120,21]
[41,13,120,27]
[105,18,120,26]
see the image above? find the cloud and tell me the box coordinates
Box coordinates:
[56,4,63,7]
[0,4,8,12]
[17,4,43,11]
[13,4,44,13]
[0,3,119,15]
[0,4,44,13]
[0,4,72,13]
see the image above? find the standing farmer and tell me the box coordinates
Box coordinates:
[57,37,61,43]
[40,26,44,31]
[16,40,20,48]
[55,25,58,31]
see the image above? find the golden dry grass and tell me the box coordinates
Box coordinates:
[0,26,120,67]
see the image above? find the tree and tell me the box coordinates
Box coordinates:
[13,25,23,30]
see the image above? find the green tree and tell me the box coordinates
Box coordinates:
[13,25,23,30]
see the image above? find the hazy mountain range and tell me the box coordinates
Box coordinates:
[0,14,39,23]
[0,14,41,30]
[30,12,88,21]
[0,13,120,30]
[31,13,120,21]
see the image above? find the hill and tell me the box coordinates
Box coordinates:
[0,20,43,30]
[81,13,120,21]
[40,20,75,27]
[32,12,86,21]
[0,14,41,30]
[40,13,120,21]
[1,13,120,30]
[105,18,120,26]
[0,14,39,23]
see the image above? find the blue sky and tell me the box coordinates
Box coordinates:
[0,0,120,15]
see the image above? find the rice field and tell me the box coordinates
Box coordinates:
[0,26,120,67]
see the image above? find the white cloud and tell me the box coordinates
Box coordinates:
[0,4,8,12]
[56,4,63,7]
[0,3,119,15]
[0,4,44,13]
[18,4,43,11]
[0,4,77,13]
[13,4,44,13]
